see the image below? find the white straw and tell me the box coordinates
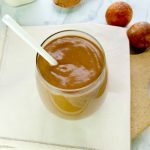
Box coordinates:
[2,15,58,66]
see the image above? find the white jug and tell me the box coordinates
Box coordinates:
[4,0,35,7]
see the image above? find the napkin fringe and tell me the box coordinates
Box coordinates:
[0,136,99,150]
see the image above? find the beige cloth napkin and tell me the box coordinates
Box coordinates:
[0,23,130,150]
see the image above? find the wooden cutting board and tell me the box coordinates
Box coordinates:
[131,48,150,139]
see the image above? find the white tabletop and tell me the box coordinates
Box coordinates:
[0,0,150,150]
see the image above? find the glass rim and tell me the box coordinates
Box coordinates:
[36,30,106,94]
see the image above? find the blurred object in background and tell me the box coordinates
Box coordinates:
[3,0,35,7]
[53,0,80,8]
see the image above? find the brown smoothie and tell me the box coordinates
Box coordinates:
[37,36,104,90]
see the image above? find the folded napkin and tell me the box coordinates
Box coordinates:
[0,23,130,150]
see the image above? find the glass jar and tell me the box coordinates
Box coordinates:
[4,0,35,7]
[36,30,107,119]
[53,0,81,8]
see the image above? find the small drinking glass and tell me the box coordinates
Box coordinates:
[36,30,107,119]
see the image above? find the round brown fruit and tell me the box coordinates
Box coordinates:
[105,1,133,27]
[127,22,150,49]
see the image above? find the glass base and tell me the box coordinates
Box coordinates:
[4,0,35,7]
